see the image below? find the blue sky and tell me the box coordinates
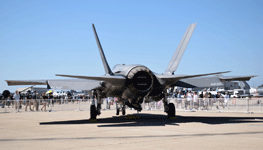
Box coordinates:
[1,0,263,92]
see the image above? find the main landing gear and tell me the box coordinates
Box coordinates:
[163,92,176,118]
[167,103,175,118]
[89,91,102,120]
[90,105,97,119]
[90,103,102,119]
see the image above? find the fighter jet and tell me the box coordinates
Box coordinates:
[6,23,230,119]
[174,75,257,91]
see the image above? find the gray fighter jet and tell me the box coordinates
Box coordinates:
[6,24,230,119]
[174,75,257,91]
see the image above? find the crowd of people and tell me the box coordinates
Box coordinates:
[1,90,92,112]
[171,89,230,110]
[0,88,240,113]
[3,90,51,112]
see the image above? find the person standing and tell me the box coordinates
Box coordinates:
[41,92,47,111]
[7,95,12,108]
[216,92,224,109]
[186,91,193,110]
[177,91,183,108]
[13,91,20,113]
[224,92,229,108]
[32,91,39,111]
[19,92,23,109]
[193,92,199,110]
[25,92,33,111]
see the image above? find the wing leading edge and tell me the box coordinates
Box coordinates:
[5,79,103,91]
[5,80,47,86]
[219,75,257,81]
[156,71,231,86]
[55,74,126,85]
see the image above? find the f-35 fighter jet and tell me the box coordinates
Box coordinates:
[6,23,229,119]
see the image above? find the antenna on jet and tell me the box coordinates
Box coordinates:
[92,24,114,75]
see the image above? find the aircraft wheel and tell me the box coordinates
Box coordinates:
[167,103,175,118]
[97,104,101,115]
[122,109,126,115]
[116,108,120,115]
[90,105,97,119]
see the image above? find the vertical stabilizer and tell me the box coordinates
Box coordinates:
[164,23,197,75]
[239,81,250,89]
[92,24,113,75]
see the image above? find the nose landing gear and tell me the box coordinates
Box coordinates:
[116,102,126,116]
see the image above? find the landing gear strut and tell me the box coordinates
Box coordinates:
[116,101,120,115]
[122,105,126,115]
[89,90,102,120]
[116,108,120,115]
[90,105,97,119]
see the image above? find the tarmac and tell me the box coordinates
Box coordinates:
[1,109,263,150]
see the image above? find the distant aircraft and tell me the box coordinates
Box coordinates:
[174,75,257,91]
[6,23,230,119]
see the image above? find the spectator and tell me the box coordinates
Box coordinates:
[208,92,212,109]
[41,92,47,111]
[216,92,224,109]
[32,91,39,111]
[25,92,33,111]
[199,91,204,98]
[186,91,193,110]
[19,92,23,109]
[176,91,183,108]
[13,91,20,113]
[7,95,12,108]
[193,91,199,109]
[203,89,209,110]
[224,92,229,108]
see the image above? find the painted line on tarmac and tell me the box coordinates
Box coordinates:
[1,131,263,142]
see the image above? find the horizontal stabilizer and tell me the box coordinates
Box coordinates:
[219,75,257,81]
[156,71,231,86]
[56,74,126,85]
[5,80,47,86]
[5,79,103,91]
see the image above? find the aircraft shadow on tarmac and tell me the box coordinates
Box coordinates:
[39,113,263,127]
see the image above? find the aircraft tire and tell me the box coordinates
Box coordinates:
[122,109,126,115]
[116,108,120,115]
[90,105,97,119]
[168,103,175,118]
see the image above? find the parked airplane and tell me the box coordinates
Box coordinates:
[6,23,230,119]
[174,75,257,91]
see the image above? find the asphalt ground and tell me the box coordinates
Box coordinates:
[1,109,263,150]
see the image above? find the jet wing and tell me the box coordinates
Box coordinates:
[47,79,102,91]
[55,74,126,85]
[5,79,103,91]
[219,76,257,81]
[155,71,230,86]
[5,80,47,86]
